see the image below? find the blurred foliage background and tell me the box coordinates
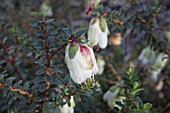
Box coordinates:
[0,0,170,113]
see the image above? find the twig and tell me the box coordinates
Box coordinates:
[108,64,121,81]
[101,78,118,84]
[49,44,67,59]
[112,18,125,25]
[9,86,33,98]
[160,103,170,113]
[1,43,22,80]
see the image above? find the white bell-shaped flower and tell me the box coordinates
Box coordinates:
[88,17,109,49]
[138,46,156,65]
[65,43,98,84]
[103,85,125,110]
[155,53,168,69]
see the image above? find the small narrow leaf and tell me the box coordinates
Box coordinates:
[99,18,107,32]
[36,67,46,75]
[6,77,15,85]
[69,43,79,59]
[143,103,152,111]
[30,12,42,18]
[63,27,73,37]
[74,29,85,38]
[45,19,54,24]
[33,77,45,84]
[39,84,48,92]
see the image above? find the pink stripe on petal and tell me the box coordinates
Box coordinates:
[79,45,94,67]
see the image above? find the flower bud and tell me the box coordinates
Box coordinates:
[40,0,53,16]
[88,17,109,49]
[65,43,98,84]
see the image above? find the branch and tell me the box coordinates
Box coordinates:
[1,43,22,80]
[112,18,125,26]
[9,86,33,98]
[108,64,121,81]
[49,44,67,60]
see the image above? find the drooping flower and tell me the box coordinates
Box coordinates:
[88,17,110,49]
[138,46,168,82]
[103,85,125,110]
[138,46,156,65]
[96,55,105,75]
[65,43,98,84]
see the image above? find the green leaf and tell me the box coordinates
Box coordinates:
[23,81,31,90]
[30,12,42,18]
[8,96,17,105]
[33,77,45,84]
[13,80,22,88]
[0,72,6,80]
[24,94,30,102]
[62,34,69,39]
[143,103,152,111]
[6,77,15,85]
[69,43,79,59]
[99,17,107,32]
[125,23,133,30]
[45,19,54,24]
[45,76,53,82]
[62,39,72,44]
[8,109,16,113]
[74,29,85,38]
[63,27,73,37]
[39,84,48,92]
[52,78,63,86]
[132,88,144,96]
[133,81,140,90]
[27,103,37,112]
[36,67,46,75]
[3,37,8,44]
[74,94,81,102]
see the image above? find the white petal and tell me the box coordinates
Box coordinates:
[98,18,108,49]
[88,18,101,47]
[65,44,98,84]
[98,32,108,49]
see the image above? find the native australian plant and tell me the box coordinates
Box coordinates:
[0,0,169,113]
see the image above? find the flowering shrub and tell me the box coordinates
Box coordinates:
[0,0,169,113]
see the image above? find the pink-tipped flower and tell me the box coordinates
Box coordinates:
[88,17,109,49]
[65,43,98,84]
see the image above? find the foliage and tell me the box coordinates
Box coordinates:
[0,0,169,113]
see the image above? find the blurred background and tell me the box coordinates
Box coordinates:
[0,0,170,113]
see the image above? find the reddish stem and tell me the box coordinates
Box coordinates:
[1,43,22,80]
